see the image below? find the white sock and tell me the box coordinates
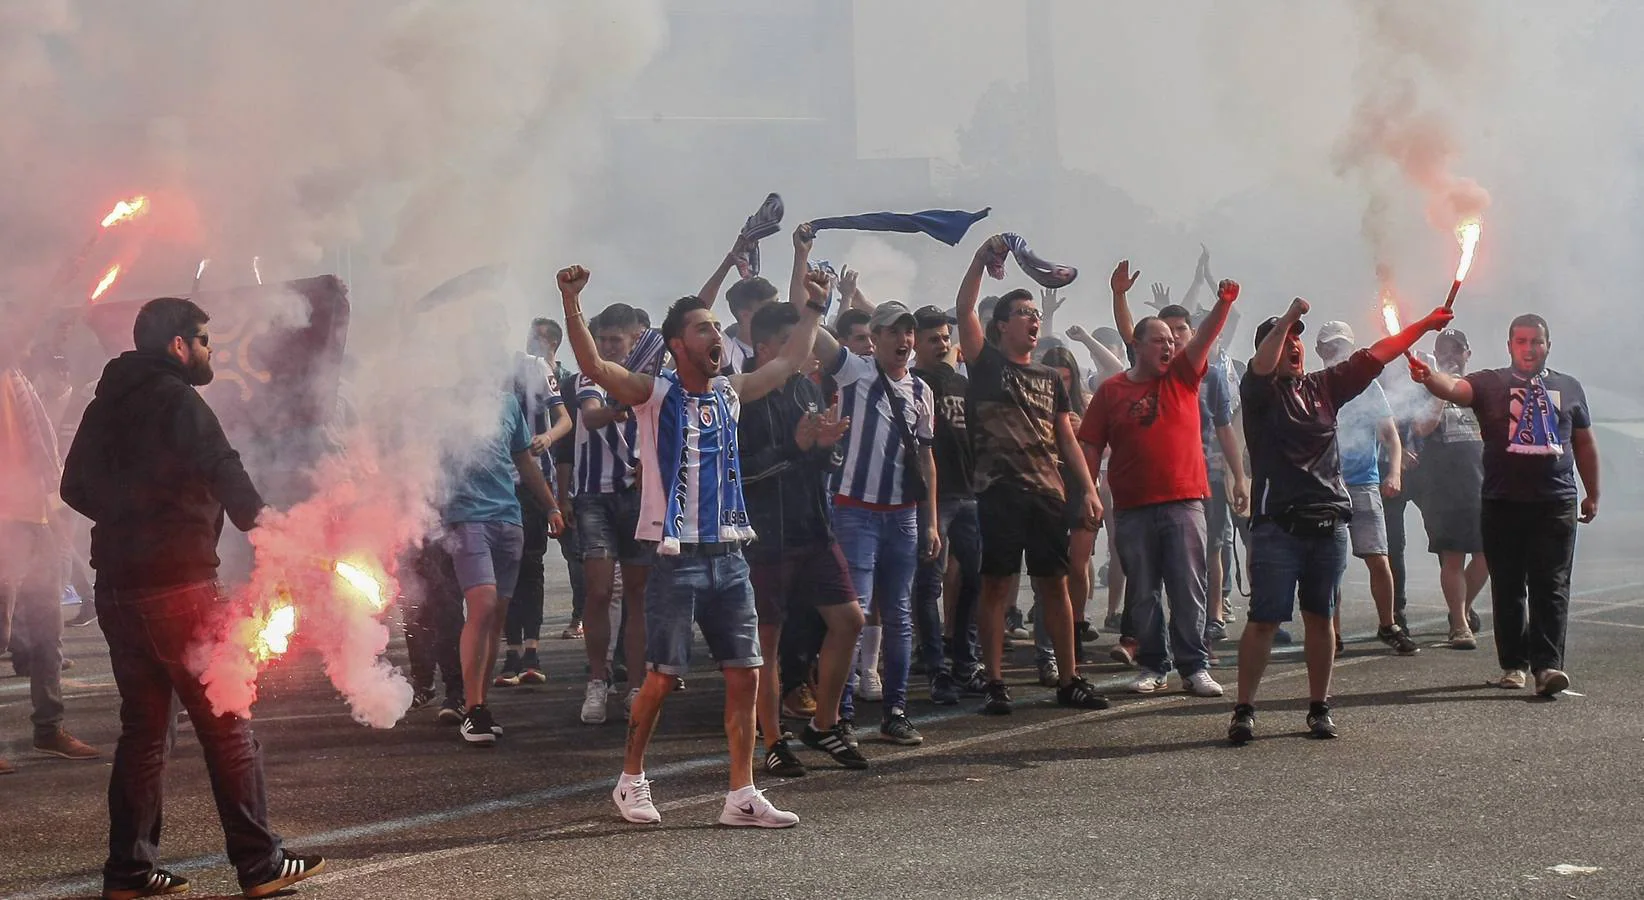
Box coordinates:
[728,784,759,802]
[860,626,883,675]
[621,771,644,783]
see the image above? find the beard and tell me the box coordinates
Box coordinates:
[187,356,214,386]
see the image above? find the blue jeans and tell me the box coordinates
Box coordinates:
[1248,521,1350,622]
[833,503,919,719]
[644,550,763,676]
[95,581,284,892]
[1114,501,1212,677]
[914,498,982,677]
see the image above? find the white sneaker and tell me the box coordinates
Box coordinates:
[718,788,799,829]
[1184,669,1225,698]
[1130,671,1169,693]
[581,679,609,724]
[624,688,640,719]
[612,774,661,824]
[858,670,884,702]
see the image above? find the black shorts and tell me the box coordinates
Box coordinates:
[978,486,1071,579]
[749,540,856,627]
[1425,499,1484,554]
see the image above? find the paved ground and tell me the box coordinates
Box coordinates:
[3,511,1641,900]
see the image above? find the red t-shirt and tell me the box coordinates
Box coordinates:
[1077,355,1208,510]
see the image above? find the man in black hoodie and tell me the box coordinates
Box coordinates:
[61,297,323,900]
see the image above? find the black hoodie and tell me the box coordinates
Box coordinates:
[61,351,264,589]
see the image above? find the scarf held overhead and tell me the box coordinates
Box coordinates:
[733,193,784,278]
[807,207,991,247]
[983,233,1078,289]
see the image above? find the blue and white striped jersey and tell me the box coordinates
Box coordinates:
[572,375,637,496]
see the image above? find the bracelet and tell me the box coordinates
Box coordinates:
[805,301,828,313]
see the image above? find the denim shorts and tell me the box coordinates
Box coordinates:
[644,550,762,676]
[1247,520,1349,622]
[1346,484,1388,558]
[444,521,525,595]
[573,491,654,566]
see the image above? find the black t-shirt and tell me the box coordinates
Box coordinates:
[737,373,840,557]
[1464,367,1590,502]
[1241,349,1383,521]
[965,342,1070,500]
[913,361,974,500]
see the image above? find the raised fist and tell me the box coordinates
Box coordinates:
[1287,297,1310,319]
[557,266,590,293]
[1218,279,1240,303]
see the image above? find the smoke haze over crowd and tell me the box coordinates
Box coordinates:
[3,0,1639,718]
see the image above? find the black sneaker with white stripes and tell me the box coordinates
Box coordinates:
[982,680,1013,715]
[800,722,869,769]
[763,738,807,777]
[102,869,190,899]
[461,704,499,746]
[1056,674,1112,710]
[245,853,326,898]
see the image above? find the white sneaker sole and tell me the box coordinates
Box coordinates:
[1186,683,1225,698]
[718,809,799,828]
[1130,680,1168,694]
[581,707,608,725]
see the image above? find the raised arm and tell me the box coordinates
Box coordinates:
[732,269,828,403]
[956,235,1004,364]
[557,266,654,407]
[1368,307,1454,365]
[1110,260,1141,346]
[1409,357,1475,407]
[1251,297,1308,377]
[698,234,747,310]
[1065,325,1126,379]
[1183,279,1239,372]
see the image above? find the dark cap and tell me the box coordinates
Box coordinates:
[1435,328,1469,351]
[1253,316,1305,350]
[913,305,955,329]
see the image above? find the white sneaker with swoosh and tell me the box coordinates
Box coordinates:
[718,788,799,828]
[613,773,661,824]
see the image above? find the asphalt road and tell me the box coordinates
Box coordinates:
[3,512,1641,900]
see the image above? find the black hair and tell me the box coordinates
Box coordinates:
[1508,314,1551,342]
[594,302,640,334]
[536,318,563,347]
[835,308,872,336]
[750,301,800,348]
[662,296,709,344]
[133,297,209,355]
[636,308,651,328]
[992,288,1035,322]
[1158,304,1192,323]
[725,277,778,318]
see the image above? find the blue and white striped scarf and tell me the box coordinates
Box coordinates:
[653,371,755,554]
[1508,372,1563,457]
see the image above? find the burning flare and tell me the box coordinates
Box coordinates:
[252,256,263,285]
[1380,292,1402,336]
[89,264,122,302]
[334,560,386,612]
[100,196,149,228]
[1454,220,1482,282]
[255,603,297,662]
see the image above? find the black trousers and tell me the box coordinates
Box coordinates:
[1480,499,1578,673]
[1384,494,1409,619]
[506,484,550,645]
[404,542,464,700]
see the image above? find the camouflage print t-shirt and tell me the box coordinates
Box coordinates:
[965,343,1070,500]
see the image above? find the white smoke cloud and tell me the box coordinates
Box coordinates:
[840,235,920,306]
[2,1,668,724]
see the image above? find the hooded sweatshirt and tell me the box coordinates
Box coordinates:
[61,351,263,589]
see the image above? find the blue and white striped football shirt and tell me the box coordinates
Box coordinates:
[827,347,935,506]
[572,375,638,496]
[634,370,756,553]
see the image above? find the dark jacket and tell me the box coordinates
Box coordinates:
[61,352,264,589]
[738,373,841,558]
